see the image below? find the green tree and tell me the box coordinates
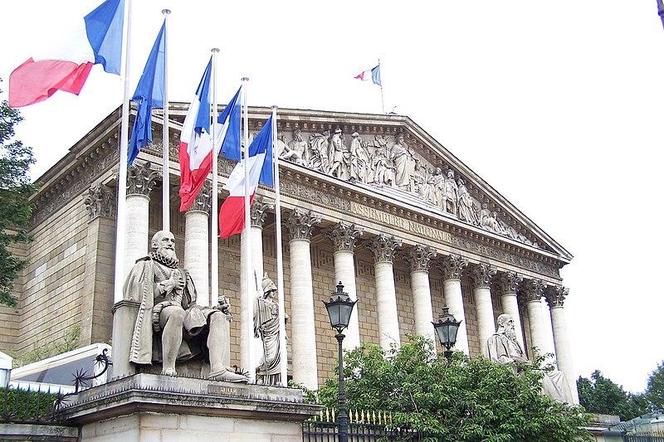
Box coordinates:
[577,370,650,420]
[646,361,664,411]
[318,336,591,442]
[0,82,35,307]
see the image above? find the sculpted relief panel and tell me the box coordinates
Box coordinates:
[276,128,540,249]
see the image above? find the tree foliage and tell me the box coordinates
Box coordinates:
[647,361,664,411]
[318,337,591,442]
[577,370,651,420]
[0,82,35,307]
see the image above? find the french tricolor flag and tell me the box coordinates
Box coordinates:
[9,0,124,108]
[354,64,381,86]
[178,60,241,212]
[219,116,274,239]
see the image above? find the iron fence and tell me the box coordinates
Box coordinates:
[625,434,664,442]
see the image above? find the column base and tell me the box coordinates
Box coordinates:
[110,300,140,379]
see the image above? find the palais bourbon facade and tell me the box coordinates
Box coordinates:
[0,105,578,402]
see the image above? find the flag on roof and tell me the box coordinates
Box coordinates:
[658,0,664,29]
[128,21,166,164]
[354,64,381,86]
[8,0,124,108]
[219,116,273,238]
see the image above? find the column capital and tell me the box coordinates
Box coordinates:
[286,209,321,242]
[187,182,212,214]
[408,245,437,272]
[521,278,545,303]
[84,183,116,220]
[439,254,467,281]
[127,161,158,197]
[496,271,523,295]
[368,234,402,264]
[250,198,273,228]
[469,262,497,289]
[328,222,363,252]
[545,285,568,308]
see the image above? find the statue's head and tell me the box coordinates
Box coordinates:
[261,272,277,297]
[497,314,517,339]
[151,230,176,260]
[293,128,302,141]
[447,169,455,179]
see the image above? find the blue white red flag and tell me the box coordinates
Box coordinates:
[178,59,242,211]
[219,116,273,238]
[9,0,124,108]
[658,0,664,29]
[128,21,166,163]
[354,64,381,86]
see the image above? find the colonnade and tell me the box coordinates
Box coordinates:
[115,162,578,402]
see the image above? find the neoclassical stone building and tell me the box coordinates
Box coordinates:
[0,105,578,402]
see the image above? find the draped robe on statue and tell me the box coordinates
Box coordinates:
[254,294,281,385]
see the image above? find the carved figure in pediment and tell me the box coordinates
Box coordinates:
[308,130,330,173]
[443,169,459,215]
[279,129,306,165]
[410,159,427,197]
[371,144,396,186]
[457,178,480,225]
[391,133,416,189]
[329,129,352,180]
[423,167,444,206]
[350,132,371,183]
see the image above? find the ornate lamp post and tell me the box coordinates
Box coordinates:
[323,281,357,442]
[432,306,462,365]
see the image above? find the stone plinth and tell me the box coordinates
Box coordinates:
[60,374,321,441]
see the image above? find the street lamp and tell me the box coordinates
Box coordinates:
[432,306,462,365]
[323,281,357,442]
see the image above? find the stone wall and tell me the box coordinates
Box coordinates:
[0,239,26,353]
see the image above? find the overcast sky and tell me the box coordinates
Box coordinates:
[2,1,662,392]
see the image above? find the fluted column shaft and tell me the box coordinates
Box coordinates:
[329,223,362,351]
[287,210,321,390]
[546,286,579,403]
[470,263,497,357]
[184,185,211,306]
[497,272,525,348]
[522,279,548,359]
[408,245,436,346]
[124,162,157,278]
[440,255,469,355]
[369,235,402,351]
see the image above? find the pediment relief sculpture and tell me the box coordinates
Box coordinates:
[275,127,540,249]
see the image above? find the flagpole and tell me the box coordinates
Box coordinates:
[210,48,220,307]
[113,0,132,304]
[378,58,385,114]
[241,76,255,383]
[161,9,171,231]
[272,105,288,386]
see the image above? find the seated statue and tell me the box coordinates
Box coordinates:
[124,230,248,382]
[487,314,574,403]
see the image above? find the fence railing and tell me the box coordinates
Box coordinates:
[302,408,442,442]
[625,433,664,442]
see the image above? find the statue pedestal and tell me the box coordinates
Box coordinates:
[110,300,139,379]
[60,373,321,441]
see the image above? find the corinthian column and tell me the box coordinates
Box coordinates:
[521,279,548,359]
[125,162,158,277]
[286,209,321,390]
[368,234,402,351]
[249,198,273,279]
[440,254,469,355]
[469,263,497,357]
[407,245,437,346]
[184,183,211,306]
[328,222,363,351]
[546,285,579,403]
[496,271,525,348]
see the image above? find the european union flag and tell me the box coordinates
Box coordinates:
[128,21,165,164]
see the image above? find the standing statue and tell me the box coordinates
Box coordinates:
[309,130,330,172]
[124,230,248,382]
[427,167,445,206]
[391,133,415,189]
[329,129,351,180]
[487,314,574,403]
[443,169,459,215]
[350,132,371,183]
[254,273,283,385]
[457,178,480,225]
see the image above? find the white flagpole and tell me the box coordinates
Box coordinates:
[210,48,220,307]
[378,58,385,114]
[113,0,132,304]
[241,76,255,383]
[272,106,288,386]
[161,9,171,231]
